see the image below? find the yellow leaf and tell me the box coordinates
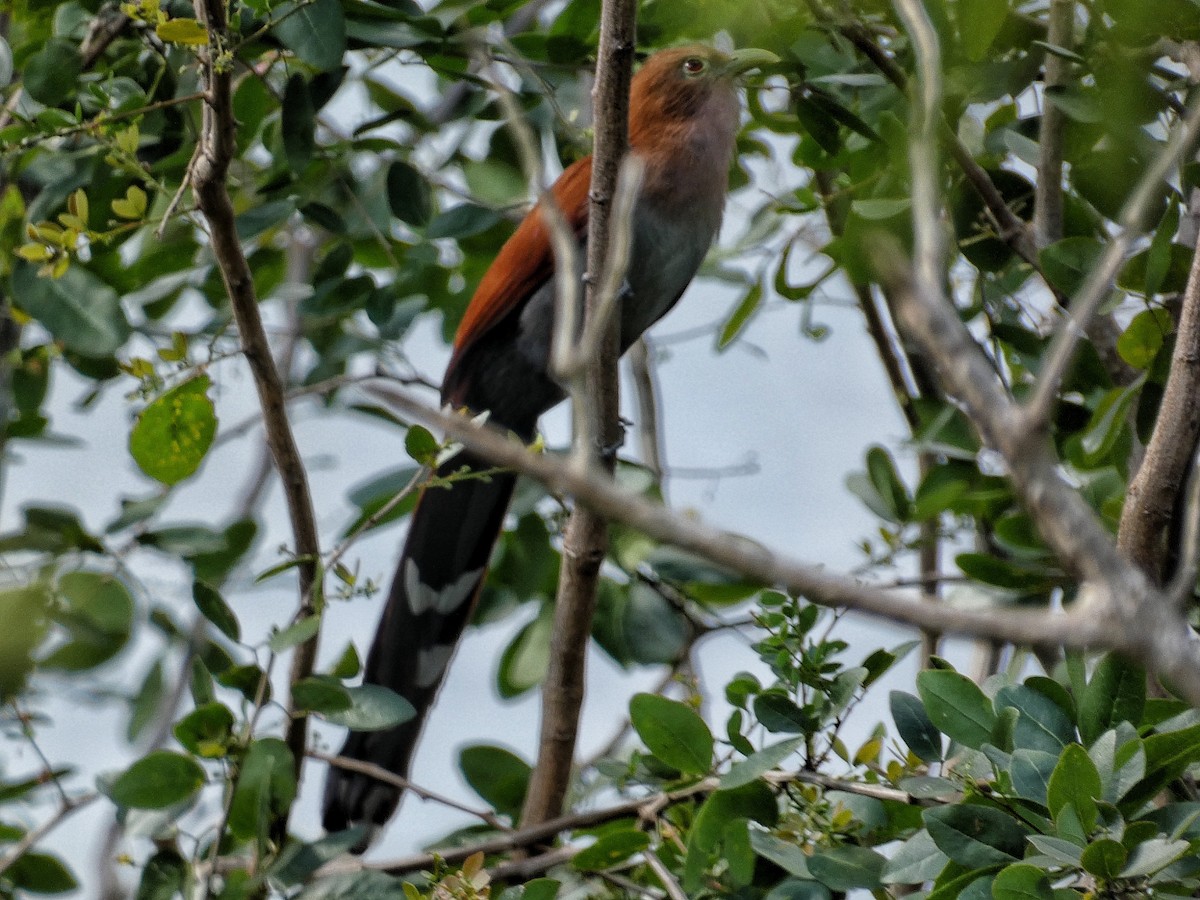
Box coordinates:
[32,222,64,243]
[68,188,88,225]
[114,126,140,155]
[156,18,209,45]
[112,186,147,220]
[48,255,70,278]
[16,243,52,262]
[853,737,882,766]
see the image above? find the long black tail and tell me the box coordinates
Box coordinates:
[321,449,516,837]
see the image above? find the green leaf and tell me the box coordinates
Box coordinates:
[691,780,778,852]
[1080,839,1127,879]
[520,879,562,900]
[0,584,48,701]
[917,669,996,749]
[1039,237,1103,296]
[292,676,353,714]
[1125,722,1200,806]
[1079,653,1145,745]
[268,613,322,652]
[497,605,552,698]
[995,684,1075,754]
[572,829,650,871]
[42,571,134,670]
[749,828,813,877]
[890,690,944,762]
[718,283,763,349]
[1079,377,1146,465]
[763,880,831,900]
[12,262,131,358]
[107,750,206,809]
[1116,308,1172,369]
[923,804,1027,868]
[320,683,415,730]
[282,74,316,171]
[386,161,432,227]
[403,425,440,466]
[227,738,296,842]
[193,580,240,642]
[959,0,1009,60]
[808,845,885,891]
[136,848,187,900]
[6,851,78,894]
[881,829,949,884]
[866,446,910,522]
[156,17,209,45]
[1045,82,1108,124]
[459,744,530,819]
[271,829,370,887]
[1119,836,1191,877]
[990,863,1053,900]
[1009,748,1058,806]
[23,38,82,106]
[273,0,347,71]
[129,376,218,486]
[630,693,713,774]
[425,204,501,239]
[128,661,164,742]
[173,702,235,758]
[720,737,804,790]
[1047,744,1101,832]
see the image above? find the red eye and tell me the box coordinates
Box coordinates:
[682,57,706,76]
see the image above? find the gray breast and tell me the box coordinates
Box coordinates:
[619,195,721,347]
[514,177,723,377]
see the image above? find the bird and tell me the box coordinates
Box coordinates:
[322,43,777,841]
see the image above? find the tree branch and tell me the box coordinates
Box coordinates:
[367,384,1113,650]
[190,0,321,788]
[319,769,919,878]
[1119,240,1200,579]
[1034,0,1073,246]
[520,0,637,829]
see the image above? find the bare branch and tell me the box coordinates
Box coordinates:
[1034,0,1074,246]
[366,384,1113,650]
[1120,240,1200,579]
[320,768,917,877]
[189,0,321,785]
[521,0,637,829]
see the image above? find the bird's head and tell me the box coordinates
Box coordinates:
[629,45,778,146]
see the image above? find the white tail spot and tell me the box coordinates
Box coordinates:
[416,643,456,688]
[404,560,483,617]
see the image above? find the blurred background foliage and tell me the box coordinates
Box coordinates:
[2,0,1200,896]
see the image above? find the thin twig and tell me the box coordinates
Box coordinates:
[642,849,688,900]
[0,793,99,878]
[309,752,511,830]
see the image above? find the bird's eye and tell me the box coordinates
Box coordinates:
[682,57,707,77]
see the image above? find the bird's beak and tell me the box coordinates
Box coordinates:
[717,48,780,80]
